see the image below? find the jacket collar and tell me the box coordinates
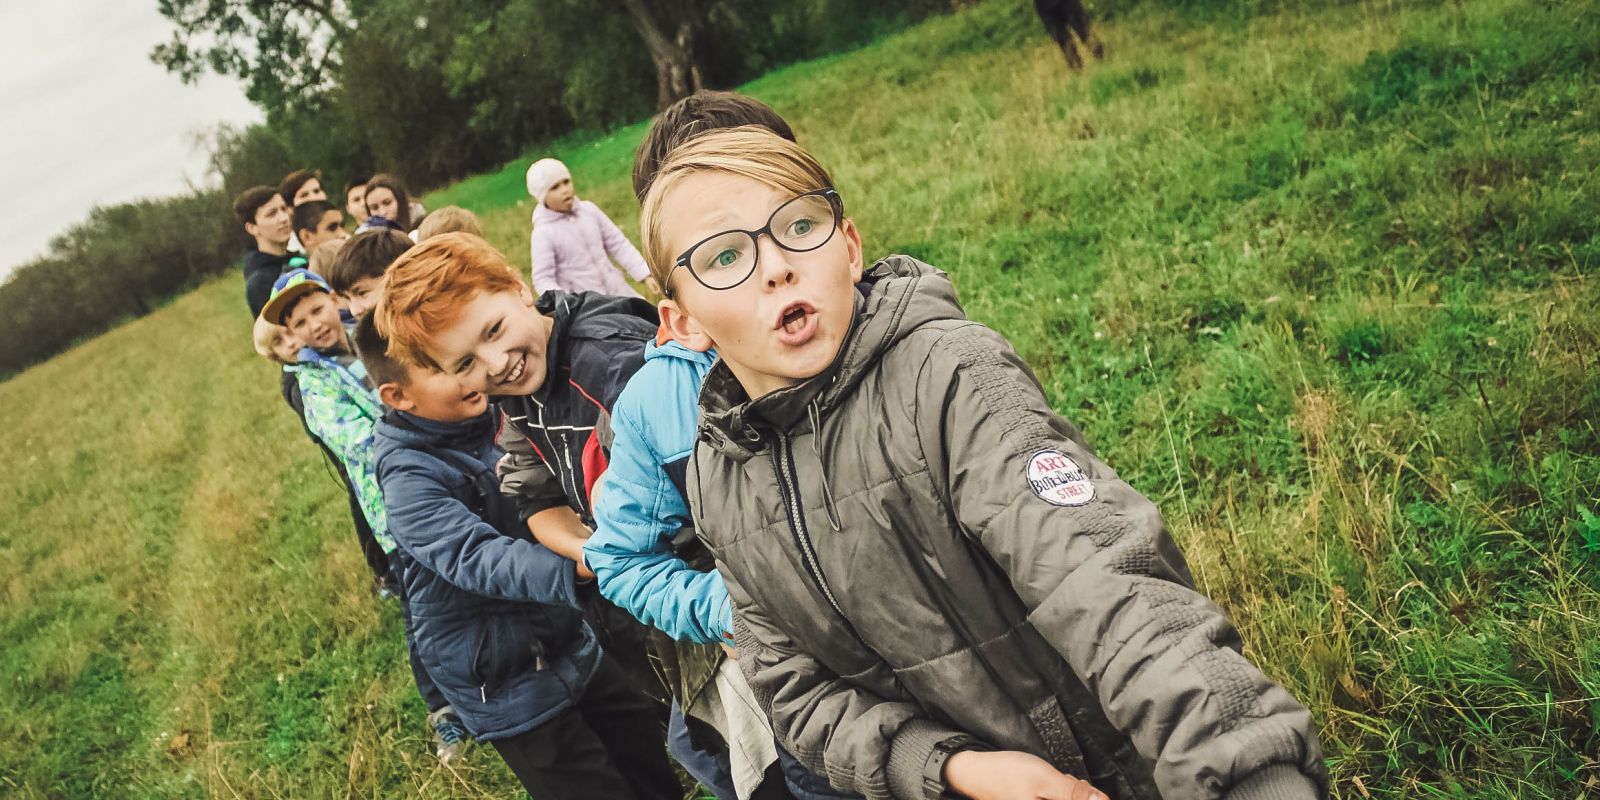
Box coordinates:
[380,408,498,451]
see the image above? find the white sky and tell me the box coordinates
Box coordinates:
[0,2,261,278]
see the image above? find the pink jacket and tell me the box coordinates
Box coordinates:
[530,200,651,297]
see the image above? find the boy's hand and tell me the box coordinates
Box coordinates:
[943,750,1108,800]
[720,643,738,660]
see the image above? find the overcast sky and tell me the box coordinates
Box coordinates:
[0,3,261,278]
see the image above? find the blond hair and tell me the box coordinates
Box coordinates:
[375,232,524,367]
[639,126,833,294]
[417,206,484,240]
[307,238,347,276]
[252,315,294,363]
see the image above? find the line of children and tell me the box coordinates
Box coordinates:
[236,88,1327,800]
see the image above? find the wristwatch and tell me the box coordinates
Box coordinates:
[925,735,983,799]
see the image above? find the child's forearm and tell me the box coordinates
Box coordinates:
[527,506,595,579]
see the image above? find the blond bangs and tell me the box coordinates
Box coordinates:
[640,126,833,291]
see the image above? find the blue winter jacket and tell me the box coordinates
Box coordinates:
[373,408,600,740]
[585,340,733,644]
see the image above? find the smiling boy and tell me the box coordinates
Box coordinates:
[261,269,393,564]
[358,316,678,798]
[375,234,668,703]
[636,127,1328,800]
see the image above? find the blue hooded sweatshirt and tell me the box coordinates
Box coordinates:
[374,408,600,740]
[585,340,732,644]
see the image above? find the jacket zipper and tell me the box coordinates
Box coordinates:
[773,433,850,622]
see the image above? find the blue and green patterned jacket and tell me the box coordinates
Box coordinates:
[287,345,393,552]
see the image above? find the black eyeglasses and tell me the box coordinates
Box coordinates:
[667,189,843,295]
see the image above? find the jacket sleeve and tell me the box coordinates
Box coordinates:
[722,563,968,800]
[530,226,564,293]
[381,457,578,605]
[911,323,1326,800]
[495,418,570,521]
[246,267,276,318]
[585,377,733,644]
[594,203,652,282]
[299,374,389,546]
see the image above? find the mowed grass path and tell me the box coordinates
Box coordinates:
[5,0,1599,796]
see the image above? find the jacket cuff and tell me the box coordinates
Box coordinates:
[886,719,968,800]
[1228,764,1320,800]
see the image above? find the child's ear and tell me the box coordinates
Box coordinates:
[378,382,413,411]
[659,298,714,352]
[244,220,260,240]
[517,280,535,306]
[841,217,866,282]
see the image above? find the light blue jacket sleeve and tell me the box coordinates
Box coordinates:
[585,349,732,644]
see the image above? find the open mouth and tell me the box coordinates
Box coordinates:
[499,354,526,386]
[774,301,818,345]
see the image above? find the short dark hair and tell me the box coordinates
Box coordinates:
[353,312,409,388]
[344,175,371,196]
[279,168,322,205]
[292,200,339,238]
[364,173,413,230]
[632,90,797,202]
[233,186,280,225]
[326,229,414,293]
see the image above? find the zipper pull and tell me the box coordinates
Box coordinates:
[480,685,487,703]
[536,655,546,671]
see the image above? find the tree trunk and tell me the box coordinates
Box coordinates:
[617,0,703,108]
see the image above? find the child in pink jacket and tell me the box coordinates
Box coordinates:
[526,158,661,298]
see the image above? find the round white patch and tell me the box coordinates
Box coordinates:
[1026,449,1095,507]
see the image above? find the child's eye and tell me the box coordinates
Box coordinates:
[456,357,473,374]
[788,218,816,237]
[713,249,740,268]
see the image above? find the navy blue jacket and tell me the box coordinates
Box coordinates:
[373,408,600,740]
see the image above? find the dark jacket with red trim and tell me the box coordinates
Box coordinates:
[494,290,659,525]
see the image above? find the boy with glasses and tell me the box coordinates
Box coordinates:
[633,126,1328,800]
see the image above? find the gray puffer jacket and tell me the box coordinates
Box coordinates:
[689,256,1326,800]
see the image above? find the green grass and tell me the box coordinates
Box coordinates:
[6,0,1600,796]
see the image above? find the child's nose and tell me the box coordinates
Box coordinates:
[756,236,797,289]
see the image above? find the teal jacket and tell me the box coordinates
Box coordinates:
[585,340,731,644]
[287,346,393,552]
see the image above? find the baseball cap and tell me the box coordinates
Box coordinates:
[260,268,334,326]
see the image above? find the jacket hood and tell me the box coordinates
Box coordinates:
[529,289,658,399]
[374,408,498,460]
[698,255,965,461]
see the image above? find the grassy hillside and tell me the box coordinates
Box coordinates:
[4,0,1598,796]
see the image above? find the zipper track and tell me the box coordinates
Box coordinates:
[774,434,849,621]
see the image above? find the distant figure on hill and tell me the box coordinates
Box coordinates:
[526,158,659,297]
[1035,0,1104,71]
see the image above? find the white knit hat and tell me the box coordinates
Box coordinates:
[526,158,572,206]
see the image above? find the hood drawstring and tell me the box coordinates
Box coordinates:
[808,399,843,532]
